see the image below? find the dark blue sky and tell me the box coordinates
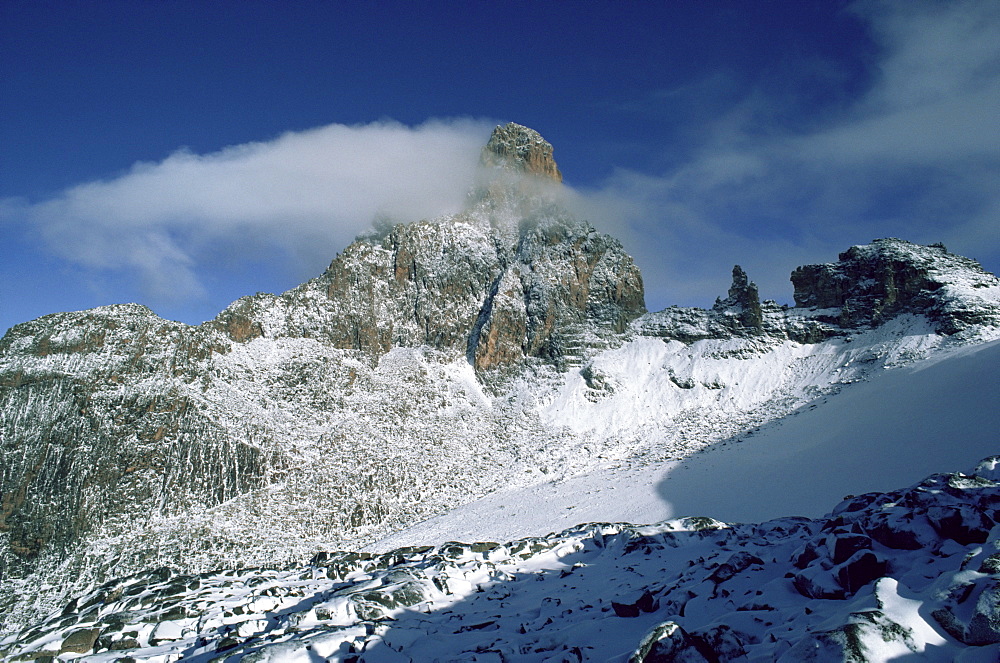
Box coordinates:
[3,1,998,333]
[2,1,871,195]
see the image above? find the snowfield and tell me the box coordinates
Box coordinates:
[372,322,1000,550]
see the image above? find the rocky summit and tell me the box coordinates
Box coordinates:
[213,122,645,372]
[1,124,999,661]
[479,122,563,183]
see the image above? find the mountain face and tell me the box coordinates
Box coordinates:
[214,122,644,371]
[1,124,999,648]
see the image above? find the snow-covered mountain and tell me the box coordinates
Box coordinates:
[1,124,999,660]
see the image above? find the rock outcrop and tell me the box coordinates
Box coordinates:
[469,212,646,370]
[791,238,1000,332]
[480,122,563,182]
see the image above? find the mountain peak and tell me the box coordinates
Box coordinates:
[481,122,563,183]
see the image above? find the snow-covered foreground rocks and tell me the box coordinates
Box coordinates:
[3,459,999,662]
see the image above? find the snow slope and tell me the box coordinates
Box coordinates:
[370,333,1000,551]
[655,337,1000,523]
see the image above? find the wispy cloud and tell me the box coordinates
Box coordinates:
[4,119,491,303]
[576,0,1000,308]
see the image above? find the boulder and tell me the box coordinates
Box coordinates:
[612,590,657,618]
[933,578,1000,645]
[709,551,764,583]
[780,610,918,661]
[926,504,995,545]
[59,627,102,654]
[630,621,709,663]
[836,550,887,595]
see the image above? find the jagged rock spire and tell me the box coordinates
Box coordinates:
[481,123,563,183]
[714,265,764,332]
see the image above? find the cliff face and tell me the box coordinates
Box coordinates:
[791,238,1000,332]
[0,304,272,599]
[469,211,646,370]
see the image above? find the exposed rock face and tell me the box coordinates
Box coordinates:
[215,215,645,374]
[480,122,563,182]
[791,238,1000,332]
[641,264,815,344]
[318,207,647,369]
[469,212,646,371]
[0,306,267,573]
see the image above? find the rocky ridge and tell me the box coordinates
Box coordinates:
[2,124,1000,637]
[2,459,998,661]
[640,238,1000,345]
[792,239,1000,333]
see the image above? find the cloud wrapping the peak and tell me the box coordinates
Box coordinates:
[9,119,491,303]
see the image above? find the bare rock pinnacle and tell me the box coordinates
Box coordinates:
[481,122,563,183]
[713,265,764,332]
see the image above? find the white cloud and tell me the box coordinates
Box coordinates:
[7,119,491,303]
[859,0,1000,110]
[801,0,1000,165]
